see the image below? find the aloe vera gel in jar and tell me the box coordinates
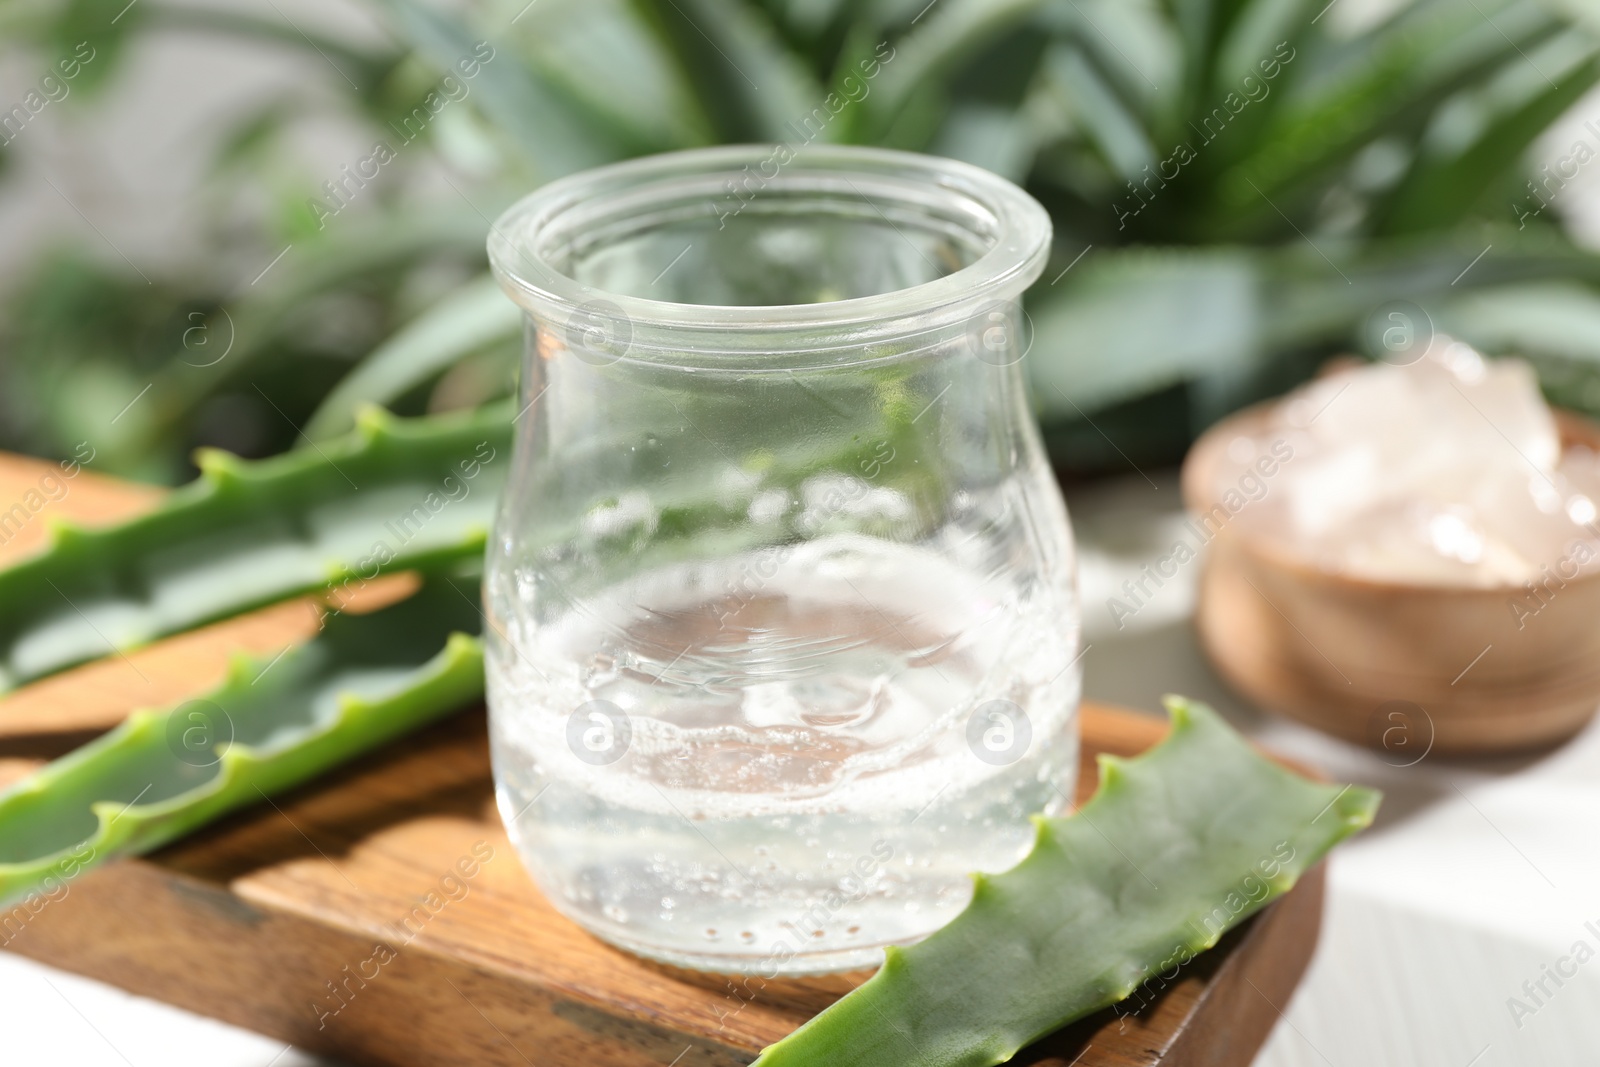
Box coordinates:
[485,146,1080,974]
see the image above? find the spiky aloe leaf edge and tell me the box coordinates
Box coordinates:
[753,697,1379,1067]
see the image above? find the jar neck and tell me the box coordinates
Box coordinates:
[489,145,1051,372]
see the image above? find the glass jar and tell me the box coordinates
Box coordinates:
[485,145,1079,975]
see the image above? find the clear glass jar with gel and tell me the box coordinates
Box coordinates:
[484,145,1080,974]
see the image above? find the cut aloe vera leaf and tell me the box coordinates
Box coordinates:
[0,403,510,692]
[0,567,485,907]
[753,696,1381,1067]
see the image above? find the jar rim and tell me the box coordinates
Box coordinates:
[487,144,1051,354]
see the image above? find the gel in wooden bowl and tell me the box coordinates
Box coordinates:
[1183,340,1600,754]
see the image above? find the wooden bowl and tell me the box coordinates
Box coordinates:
[1183,404,1600,755]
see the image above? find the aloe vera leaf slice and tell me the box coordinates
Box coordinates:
[752,696,1381,1067]
[0,567,485,907]
[0,403,510,693]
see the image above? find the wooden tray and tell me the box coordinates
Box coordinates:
[0,453,1324,1067]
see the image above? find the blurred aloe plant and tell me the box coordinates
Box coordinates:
[7,0,1600,479]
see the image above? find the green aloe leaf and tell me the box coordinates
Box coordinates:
[1437,280,1600,365]
[1376,46,1600,233]
[1212,0,1313,93]
[1210,0,1564,231]
[859,0,1045,144]
[0,403,510,693]
[36,0,145,96]
[305,274,522,440]
[0,566,485,908]
[371,0,631,176]
[147,4,398,93]
[1042,44,1159,183]
[498,0,713,153]
[752,696,1380,1067]
[133,207,494,457]
[1026,234,1600,448]
[1046,0,1176,120]
[630,0,824,143]
[1027,247,1263,418]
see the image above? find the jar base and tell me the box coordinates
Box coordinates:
[573,916,902,977]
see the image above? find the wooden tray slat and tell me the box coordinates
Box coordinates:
[0,454,1321,1066]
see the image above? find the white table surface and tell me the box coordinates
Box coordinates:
[1074,473,1600,1067]
[5,471,1598,1067]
